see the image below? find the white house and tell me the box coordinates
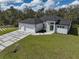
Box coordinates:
[19,18,43,33]
[19,16,72,34]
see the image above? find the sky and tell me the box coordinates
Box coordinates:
[0,0,79,11]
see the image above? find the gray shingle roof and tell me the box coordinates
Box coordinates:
[59,20,71,26]
[20,18,42,24]
[40,15,61,22]
[20,16,71,26]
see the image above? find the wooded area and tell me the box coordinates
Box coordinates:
[0,6,79,26]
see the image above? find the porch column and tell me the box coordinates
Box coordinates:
[46,22,50,32]
[53,22,56,33]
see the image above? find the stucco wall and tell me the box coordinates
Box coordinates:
[35,23,43,32]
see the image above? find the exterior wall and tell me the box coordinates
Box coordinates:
[35,23,43,32]
[43,22,47,30]
[56,25,69,34]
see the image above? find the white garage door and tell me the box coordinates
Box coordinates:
[57,28,68,34]
[25,28,35,33]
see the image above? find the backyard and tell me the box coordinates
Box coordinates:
[0,34,79,59]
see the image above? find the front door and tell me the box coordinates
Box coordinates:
[50,25,54,31]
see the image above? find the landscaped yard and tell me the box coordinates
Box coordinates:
[0,27,17,35]
[0,34,79,59]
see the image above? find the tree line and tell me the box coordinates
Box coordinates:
[0,6,79,27]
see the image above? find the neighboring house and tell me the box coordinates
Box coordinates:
[19,16,72,34]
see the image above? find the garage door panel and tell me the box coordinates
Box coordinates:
[57,28,68,34]
[25,28,35,33]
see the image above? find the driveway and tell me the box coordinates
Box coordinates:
[0,30,31,52]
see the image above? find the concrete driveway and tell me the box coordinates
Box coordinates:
[0,30,31,52]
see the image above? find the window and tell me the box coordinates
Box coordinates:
[57,26,65,28]
[62,26,65,28]
[50,23,54,24]
[50,25,53,31]
[57,26,60,28]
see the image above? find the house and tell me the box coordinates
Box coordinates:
[19,16,72,34]
[19,18,43,33]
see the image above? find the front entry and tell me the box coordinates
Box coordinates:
[45,22,56,33]
[50,25,54,31]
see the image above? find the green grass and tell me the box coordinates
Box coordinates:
[0,34,79,59]
[0,28,17,35]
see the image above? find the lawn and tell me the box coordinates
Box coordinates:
[0,28,17,35]
[0,34,79,59]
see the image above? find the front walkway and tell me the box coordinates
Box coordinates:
[0,30,31,52]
